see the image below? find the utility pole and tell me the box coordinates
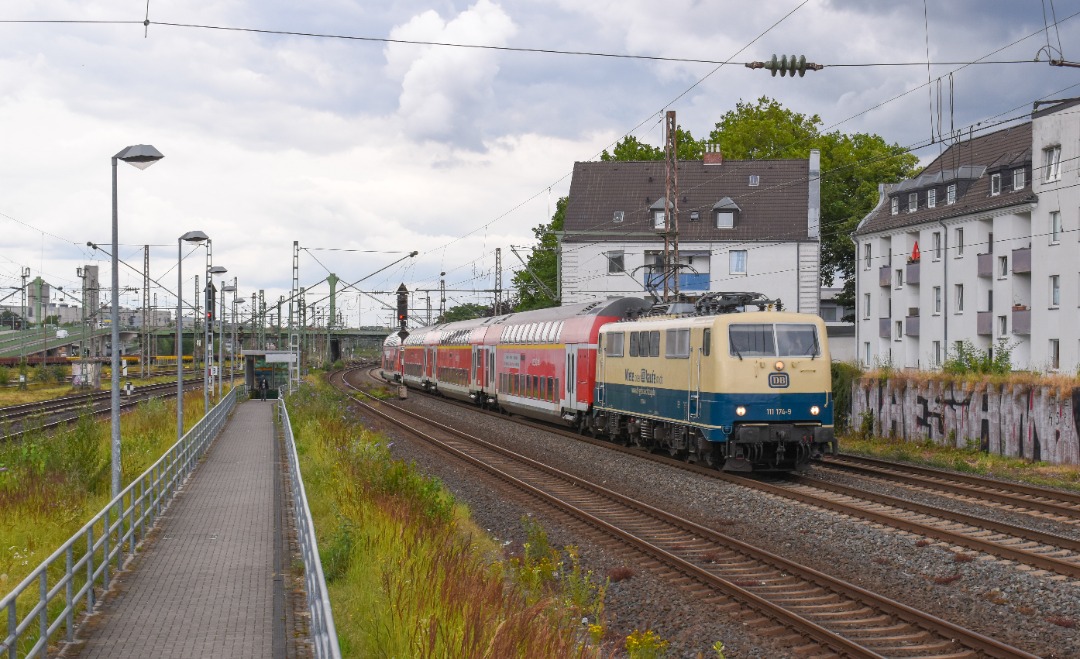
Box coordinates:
[439,273,446,320]
[494,248,502,313]
[143,245,150,378]
[194,275,200,367]
[664,109,680,301]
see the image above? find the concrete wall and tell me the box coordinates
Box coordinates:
[850,377,1080,465]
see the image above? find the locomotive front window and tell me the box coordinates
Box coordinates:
[729,323,775,357]
[776,324,820,357]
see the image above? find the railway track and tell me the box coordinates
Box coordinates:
[820,453,1080,521]
[371,368,1080,584]
[340,368,1037,659]
[0,379,204,440]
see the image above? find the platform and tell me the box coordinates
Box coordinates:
[58,400,304,658]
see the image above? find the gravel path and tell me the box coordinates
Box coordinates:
[361,388,1078,658]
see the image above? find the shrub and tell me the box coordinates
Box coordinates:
[942,338,1014,375]
[0,367,10,386]
[830,361,862,432]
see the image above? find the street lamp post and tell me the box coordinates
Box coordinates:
[111,144,164,499]
[234,296,246,390]
[219,280,234,400]
[206,265,227,409]
[177,231,209,442]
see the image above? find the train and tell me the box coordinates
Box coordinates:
[381,292,836,472]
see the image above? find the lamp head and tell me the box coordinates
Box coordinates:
[180,230,209,243]
[115,144,164,170]
[209,266,228,276]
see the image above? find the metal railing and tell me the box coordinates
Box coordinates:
[1,386,243,658]
[278,399,341,659]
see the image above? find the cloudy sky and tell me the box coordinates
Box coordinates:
[2,0,1078,327]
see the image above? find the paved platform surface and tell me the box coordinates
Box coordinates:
[60,400,288,659]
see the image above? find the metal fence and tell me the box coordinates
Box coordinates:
[0,386,243,658]
[278,399,341,659]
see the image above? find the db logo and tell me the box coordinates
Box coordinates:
[768,372,789,388]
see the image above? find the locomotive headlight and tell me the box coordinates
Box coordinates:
[810,405,821,416]
[735,405,747,417]
[774,361,785,371]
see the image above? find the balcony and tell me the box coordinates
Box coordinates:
[879,266,891,287]
[977,311,992,336]
[1012,247,1031,274]
[977,252,993,278]
[904,315,920,337]
[1011,307,1030,335]
[878,317,891,339]
[905,261,920,286]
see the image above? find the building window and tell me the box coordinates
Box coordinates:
[1043,145,1061,182]
[998,315,1007,336]
[998,256,1008,278]
[933,286,942,314]
[863,243,872,270]
[748,175,760,187]
[932,231,941,260]
[908,192,917,212]
[990,173,1001,196]
[955,227,964,256]
[689,211,699,221]
[894,269,903,289]
[955,284,964,313]
[933,340,941,366]
[947,184,957,204]
[894,320,902,341]
[606,251,624,274]
[729,250,747,275]
[1050,275,1060,307]
[653,210,666,230]
[1013,168,1025,190]
[863,342,871,367]
[928,189,936,208]
[1049,339,1060,370]
[716,211,734,229]
[613,210,624,223]
[891,197,898,215]
[863,293,871,319]
[1050,211,1062,244]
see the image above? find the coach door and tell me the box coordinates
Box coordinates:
[564,345,579,409]
[472,346,481,387]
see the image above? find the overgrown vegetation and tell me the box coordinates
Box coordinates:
[942,338,1014,375]
[292,379,685,657]
[0,392,206,654]
[830,361,861,433]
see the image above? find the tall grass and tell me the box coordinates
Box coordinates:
[0,392,205,593]
[289,382,607,657]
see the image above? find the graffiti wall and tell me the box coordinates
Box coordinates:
[850,379,1080,465]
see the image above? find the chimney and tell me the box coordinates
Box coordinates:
[703,142,723,165]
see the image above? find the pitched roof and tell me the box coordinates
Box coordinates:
[854,123,1035,236]
[563,159,810,243]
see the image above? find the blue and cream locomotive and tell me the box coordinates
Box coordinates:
[590,293,836,471]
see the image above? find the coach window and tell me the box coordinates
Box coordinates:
[702,329,711,356]
[665,328,690,358]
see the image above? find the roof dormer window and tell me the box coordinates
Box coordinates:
[990,173,1001,196]
[907,192,917,212]
[891,197,898,215]
[649,197,671,230]
[713,197,740,229]
[928,188,936,208]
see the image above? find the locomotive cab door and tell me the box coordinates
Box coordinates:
[595,337,605,406]
[688,345,701,420]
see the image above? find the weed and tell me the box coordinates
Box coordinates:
[321,517,355,583]
[625,629,669,659]
[915,539,931,547]
[701,549,722,563]
[606,566,635,582]
[858,409,874,440]
[953,553,975,563]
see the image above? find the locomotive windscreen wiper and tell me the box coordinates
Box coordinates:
[810,335,819,360]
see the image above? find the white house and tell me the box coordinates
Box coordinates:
[853,98,1080,372]
[559,147,822,314]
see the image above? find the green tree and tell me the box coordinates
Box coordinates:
[439,303,489,323]
[602,97,918,315]
[511,196,565,311]
[707,97,918,313]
